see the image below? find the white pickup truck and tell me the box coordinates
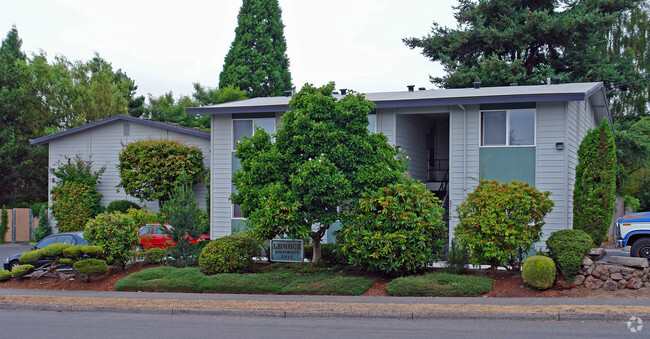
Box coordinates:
[615,211,650,258]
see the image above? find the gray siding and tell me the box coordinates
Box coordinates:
[396,115,428,182]
[211,114,233,238]
[377,108,396,145]
[536,101,568,241]
[47,120,210,230]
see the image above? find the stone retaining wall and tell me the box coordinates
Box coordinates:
[575,256,650,291]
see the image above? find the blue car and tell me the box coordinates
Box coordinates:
[3,232,87,271]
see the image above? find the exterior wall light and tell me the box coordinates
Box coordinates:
[556,142,564,150]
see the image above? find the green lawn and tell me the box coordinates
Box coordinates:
[115,264,372,295]
[386,272,494,297]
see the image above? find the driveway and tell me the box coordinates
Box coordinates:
[0,243,32,270]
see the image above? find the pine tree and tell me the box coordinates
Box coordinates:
[219,0,292,98]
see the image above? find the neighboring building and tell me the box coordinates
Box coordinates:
[187,82,611,245]
[30,114,211,229]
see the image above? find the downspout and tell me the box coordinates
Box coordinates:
[458,104,467,195]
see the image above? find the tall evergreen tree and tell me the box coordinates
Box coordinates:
[0,26,48,206]
[219,0,292,98]
[404,0,641,95]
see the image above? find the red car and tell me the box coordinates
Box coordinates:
[138,223,210,250]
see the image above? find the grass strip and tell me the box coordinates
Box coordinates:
[115,266,371,295]
[386,272,494,297]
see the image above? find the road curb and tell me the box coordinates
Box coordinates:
[2,302,649,321]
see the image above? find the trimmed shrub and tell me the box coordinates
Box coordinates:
[84,212,139,268]
[106,200,141,214]
[455,180,554,271]
[546,229,593,282]
[59,258,74,266]
[74,259,109,276]
[19,249,44,263]
[573,119,616,247]
[33,207,51,242]
[338,178,447,275]
[0,270,11,281]
[144,248,167,264]
[41,243,71,257]
[62,245,86,258]
[522,255,557,290]
[443,239,471,274]
[125,208,158,227]
[82,246,104,258]
[199,233,262,275]
[11,264,34,277]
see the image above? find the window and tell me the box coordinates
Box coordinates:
[57,235,74,245]
[367,114,376,133]
[481,109,535,146]
[232,118,275,151]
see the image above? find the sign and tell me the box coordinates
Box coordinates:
[269,239,304,263]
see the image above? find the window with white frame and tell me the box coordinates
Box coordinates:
[232,118,275,151]
[481,109,535,146]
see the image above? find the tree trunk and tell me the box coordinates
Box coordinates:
[311,234,322,263]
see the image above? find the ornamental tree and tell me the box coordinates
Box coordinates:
[219,0,292,97]
[232,83,407,262]
[454,180,554,271]
[117,139,207,207]
[573,118,617,247]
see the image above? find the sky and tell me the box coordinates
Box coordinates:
[1,0,459,100]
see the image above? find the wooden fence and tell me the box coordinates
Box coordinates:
[1,208,38,243]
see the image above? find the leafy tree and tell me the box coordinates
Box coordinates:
[337,177,447,275]
[84,212,139,269]
[573,118,617,247]
[404,0,641,96]
[50,156,105,232]
[158,178,205,267]
[33,207,51,242]
[455,180,554,271]
[219,0,292,97]
[0,26,48,206]
[0,208,7,241]
[117,139,207,207]
[232,83,407,262]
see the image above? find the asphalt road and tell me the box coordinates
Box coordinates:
[0,244,32,269]
[0,309,644,338]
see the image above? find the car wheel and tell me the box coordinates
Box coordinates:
[631,238,650,258]
[9,260,20,271]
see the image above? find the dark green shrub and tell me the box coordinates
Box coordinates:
[338,178,447,275]
[522,255,556,290]
[19,249,44,263]
[81,245,104,258]
[386,272,494,296]
[304,243,343,265]
[0,209,8,241]
[199,233,262,274]
[0,270,11,281]
[51,156,105,232]
[41,243,71,257]
[84,212,139,268]
[443,239,471,274]
[33,207,51,242]
[62,245,86,258]
[546,229,593,282]
[573,119,617,247]
[144,248,167,264]
[59,258,74,266]
[11,264,34,277]
[74,259,109,276]
[455,180,554,271]
[106,200,141,214]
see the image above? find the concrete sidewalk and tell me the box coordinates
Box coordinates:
[2,288,650,321]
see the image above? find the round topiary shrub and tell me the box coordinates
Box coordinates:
[74,259,109,276]
[522,255,556,290]
[144,248,167,264]
[0,270,12,282]
[41,243,71,257]
[59,258,74,266]
[84,212,139,267]
[11,264,35,277]
[81,245,104,258]
[546,229,592,283]
[19,249,44,263]
[63,245,86,258]
[199,233,261,275]
[106,200,141,214]
[337,178,447,275]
